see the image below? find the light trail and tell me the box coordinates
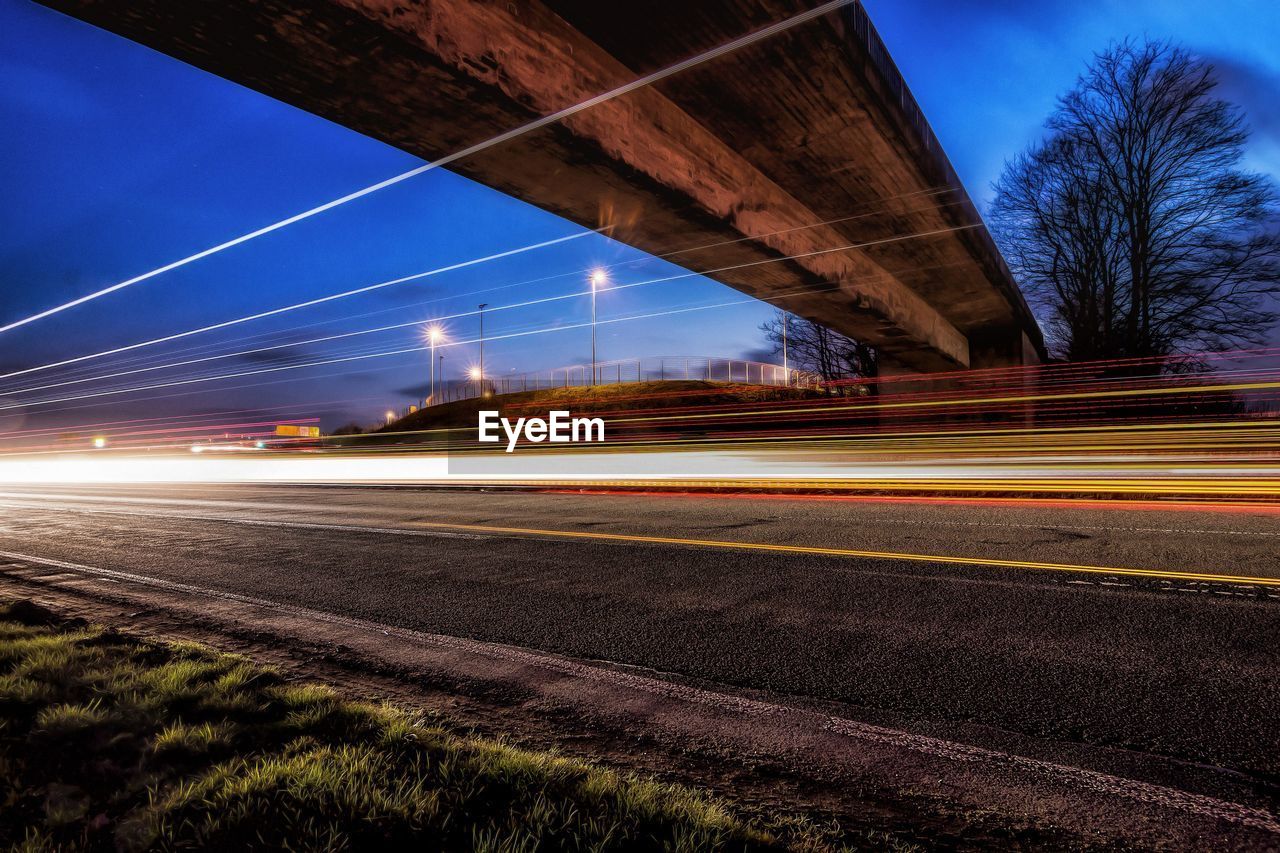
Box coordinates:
[0,230,594,385]
[0,298,769,412]
[5,332,1275,511]
[0,185,970,397]
[1,223,978,399]
[0,0,855,337]
[606,379,1280,425]
[391,186,965,312]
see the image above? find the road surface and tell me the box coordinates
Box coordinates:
[1,483,1278,843]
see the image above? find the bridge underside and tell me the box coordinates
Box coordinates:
[40,0,1045,371]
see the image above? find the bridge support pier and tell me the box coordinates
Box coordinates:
[873,328,1041,430]
[967,327,1041,372]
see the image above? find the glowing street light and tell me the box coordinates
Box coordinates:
[92,436,106,449]
[589,269,608,384]
[385,410,396,425]
[424,324,445,403]
[466,365,485,398]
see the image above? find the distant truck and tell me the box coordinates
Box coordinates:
[274,424,321,440]
[256,423,322,451]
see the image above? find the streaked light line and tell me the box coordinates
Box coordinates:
[0,224,972,399]
[0,297,761,411]
[609,380,1280,424]
[0,230,592,384]
[0,215,967,391]
[0,0,854,336]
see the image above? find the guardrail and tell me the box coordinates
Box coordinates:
[401,356,819,411]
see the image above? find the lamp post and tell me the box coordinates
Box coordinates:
[477,303,487,387]
[781,311,789,386]
[426,325,443,404]
[438,353,445,401]
[589,269,607,384]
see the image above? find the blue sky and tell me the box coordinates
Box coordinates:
[1,0,1277,432]
[863,0,1280,203]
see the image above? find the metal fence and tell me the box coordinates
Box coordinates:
[405,356,819,411]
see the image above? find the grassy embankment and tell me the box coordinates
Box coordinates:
[0,600,840,851]
[374,381,824,435]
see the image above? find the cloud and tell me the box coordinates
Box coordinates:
[739,347,777,363]
[1199,53,1280,141]
[394,382,431,397]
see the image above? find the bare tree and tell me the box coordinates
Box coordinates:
[760,311,876,391]
[992,40,1280,366]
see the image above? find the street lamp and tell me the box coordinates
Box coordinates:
[780,311,789,386]
[477,303,488,385]
[424,324,445,404]
[589,269,607,384]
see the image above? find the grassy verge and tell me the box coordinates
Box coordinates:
[0,600,840,851]
[370,381,824,435]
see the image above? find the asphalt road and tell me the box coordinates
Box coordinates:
[1,483,1278,789]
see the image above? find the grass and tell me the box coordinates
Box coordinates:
[368,381,825,435]
[0,600,851,851]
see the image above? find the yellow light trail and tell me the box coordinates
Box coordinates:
[402,520,1280,587]
[609,380,1280,424]
[461,474,1280,496]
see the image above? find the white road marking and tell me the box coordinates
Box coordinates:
[0,547,1276,835]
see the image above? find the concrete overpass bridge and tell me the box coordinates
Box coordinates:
[40,0,1045,372]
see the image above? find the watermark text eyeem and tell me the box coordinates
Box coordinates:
[478,410,605,452]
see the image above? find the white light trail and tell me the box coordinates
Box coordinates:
[0,230,593,385]
[2,223,978,400]
[9,190,941,391]
[0,0,856,336]
[0,298,768,414]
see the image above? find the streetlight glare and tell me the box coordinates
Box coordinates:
[590,269,608,289]
[468,366,483,381]
[423,323,446,406]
